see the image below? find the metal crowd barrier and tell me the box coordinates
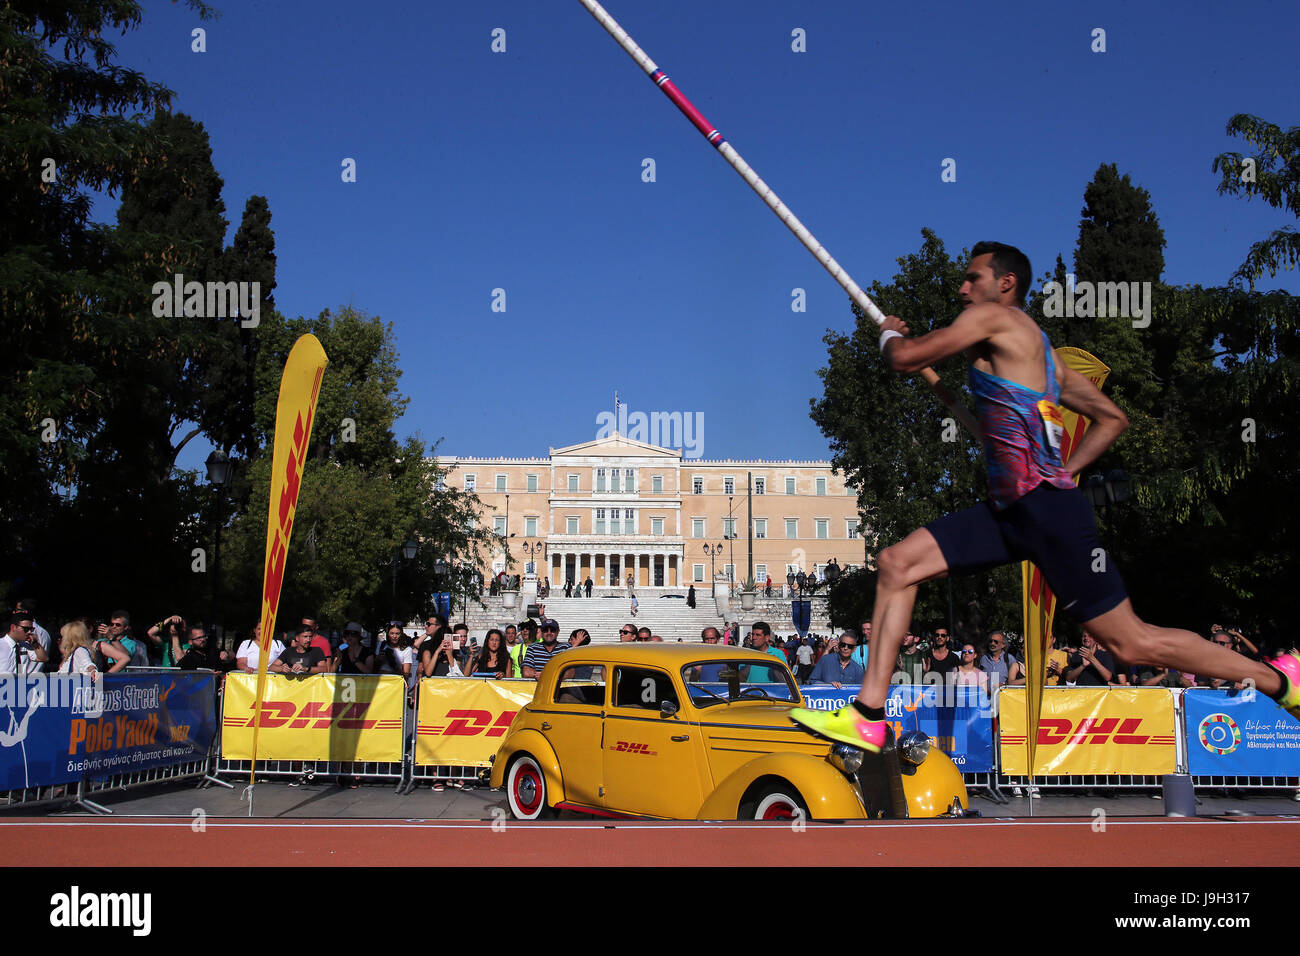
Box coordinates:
[214,675,410,791]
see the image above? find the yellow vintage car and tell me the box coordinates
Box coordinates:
[488,644,969,820]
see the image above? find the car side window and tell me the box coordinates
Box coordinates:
[553,664,605,706]
[613,667,678,710]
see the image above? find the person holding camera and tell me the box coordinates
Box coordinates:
[146,614,187,666]
[93,612,136,673]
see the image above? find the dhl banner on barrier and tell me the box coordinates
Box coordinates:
[999,687,1176,776]
[222,673,404,762]
[416,678,535,767]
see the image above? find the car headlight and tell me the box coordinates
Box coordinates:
[827,743,864,776]
[898,731,931,765]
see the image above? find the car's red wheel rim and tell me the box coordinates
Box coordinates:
[513,762,542,815]
[754,792,801,820]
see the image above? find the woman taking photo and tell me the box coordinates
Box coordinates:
[469,629,511,678]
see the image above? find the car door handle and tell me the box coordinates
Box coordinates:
[541,722,551,730]
[671,734,689,742]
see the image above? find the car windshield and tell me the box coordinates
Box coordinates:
[680,660,799,707]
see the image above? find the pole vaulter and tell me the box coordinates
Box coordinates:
[577,0,980,439]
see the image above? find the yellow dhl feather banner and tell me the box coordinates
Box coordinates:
[1021,346,1110,776]
[252,334,328,779]
[415,678,535,767]
[999,687,1176,776]
[223,673,405,762]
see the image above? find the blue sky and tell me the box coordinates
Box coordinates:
[98,0,1298,467]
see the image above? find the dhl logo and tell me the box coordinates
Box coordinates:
[1002,717,1175,746]
[229,701,387,730]
[418,709,517,737]
[612,741,657,756]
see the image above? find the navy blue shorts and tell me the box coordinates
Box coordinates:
[925,483,1127,622]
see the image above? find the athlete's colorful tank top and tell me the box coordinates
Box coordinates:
[969,329,1075,510]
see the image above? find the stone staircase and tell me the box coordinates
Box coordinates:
[454,589,832,643]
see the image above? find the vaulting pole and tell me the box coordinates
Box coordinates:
[578,0,980,438]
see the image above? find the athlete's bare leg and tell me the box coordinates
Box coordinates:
[856,527,951,709]
[1083,599,1282,696]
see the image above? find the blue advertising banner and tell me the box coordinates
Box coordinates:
[799,683,996,772]
[1184,688,1300,777]
[0,672,217,790]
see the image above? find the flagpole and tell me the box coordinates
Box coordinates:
[577,0,979,439]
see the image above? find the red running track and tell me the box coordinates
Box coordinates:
[2,816,1298,867]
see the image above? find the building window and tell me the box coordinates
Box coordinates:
[723,518,736,539]
[527,474,538,493]
[693,563,705,582]
[847,520,859,539]
[495,474,506,492]
[465,516,476,531]
[494,516,507,537]
[625,469,635,493]
[525,516,538,537]
[723,563,734,583]
[624,509,635,534]
[754,478,765,495]
[755,519,767,539]
[568,474,579,493]
[651,517,664,536]
[567,516,579,535]
[724,476,735,495]
[652,475,663,494]
[785,518,798,539]
[435,477,446,492]
[785,476,796,495]
[610,510,620,534]
[611,470,621,493]
[755,563,768,584]
[692,518,705,538]
[464,474,476,492]
[816,477,827,496]
[692,476,704,495]
[816,519,829,539]
[596,468,606,492]
[596,509,606,534]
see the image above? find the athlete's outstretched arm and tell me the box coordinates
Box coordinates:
[1056,361,1128,477]
[881,305,998,374]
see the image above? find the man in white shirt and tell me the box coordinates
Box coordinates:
[13,601,50,671]
[1,613,45,674]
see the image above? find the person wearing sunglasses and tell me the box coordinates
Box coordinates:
[619,623,638,643]
[522,619,564,679]
[2,613,47,674]
[807,633,865,690]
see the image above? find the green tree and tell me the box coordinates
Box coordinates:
[0,1,215,619]
[1212,114,1300,286]
[220,307,492,633]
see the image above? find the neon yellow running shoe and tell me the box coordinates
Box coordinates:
[788,705,888,753]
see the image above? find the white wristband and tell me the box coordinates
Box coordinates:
[879,329,903,353]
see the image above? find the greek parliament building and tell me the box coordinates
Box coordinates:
[436,434,862,590]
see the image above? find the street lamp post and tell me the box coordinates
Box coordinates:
[391,538,418,624]
[727,494,735,588]
[1084,469,1131,550]
[205,450,232,637]
[702,543,723,583]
